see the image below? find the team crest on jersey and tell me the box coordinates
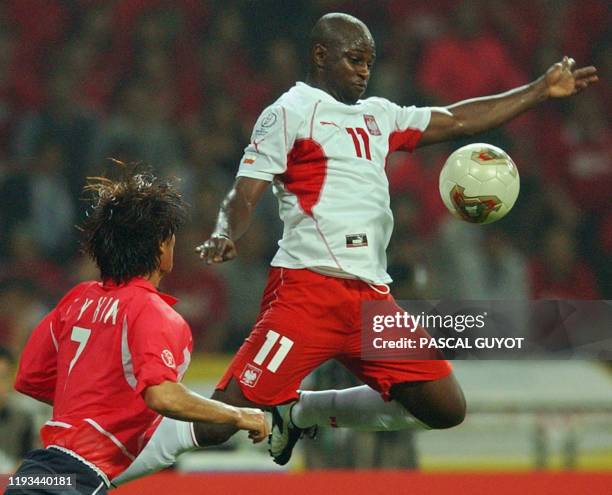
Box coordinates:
[363,115,381,136]
[240,363,262,388]
[161,349,176,369]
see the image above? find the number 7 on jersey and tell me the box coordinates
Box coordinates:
[68,326,91,375]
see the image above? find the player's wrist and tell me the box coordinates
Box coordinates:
[212,231,232,241]
[531,75,551,101]
[226,404,243,427]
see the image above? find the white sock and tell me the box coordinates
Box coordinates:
[290,385,428,431]
[112,417,197,486]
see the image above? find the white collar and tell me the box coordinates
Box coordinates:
[295,81,365,106]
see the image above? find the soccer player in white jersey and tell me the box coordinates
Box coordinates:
[113,11,599,481]
[194,12,598,465]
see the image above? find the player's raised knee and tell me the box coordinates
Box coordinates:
[425,396,466,429]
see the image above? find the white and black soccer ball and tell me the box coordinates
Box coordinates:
[439,143,520,224]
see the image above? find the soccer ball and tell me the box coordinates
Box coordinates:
[438,143,520,224]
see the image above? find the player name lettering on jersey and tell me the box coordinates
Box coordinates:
[76,296,120,325]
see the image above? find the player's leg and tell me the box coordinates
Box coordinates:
[193,377,263,447]
[112,417,198,486]
[269,290,465,464]
[290,316,465,431]
[289,372,465,431]
[270,363,463,465]
[390,372,466,429]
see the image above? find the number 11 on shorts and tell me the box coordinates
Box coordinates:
[253,330,294,373]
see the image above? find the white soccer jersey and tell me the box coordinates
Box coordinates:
[237,82,431,284]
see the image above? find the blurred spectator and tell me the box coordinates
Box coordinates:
[435,218,529,302]
[0,140,76,260]
[417,1,527,103]
[1,225,67,297]
[0,1,607,350]
[162,225,229,352]
[216,220,273,351]
[91,79,184,174]
[0,25,20,158]
[387,194,437,299]
[529,224,600,299]
[544,92,611,214]
[387,146,451,238]
[0,279,50,354]
[65,5,122,112]
[0,346,35,473]
[14,69,99,204]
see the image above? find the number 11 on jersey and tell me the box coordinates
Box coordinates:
[346,127,371,160]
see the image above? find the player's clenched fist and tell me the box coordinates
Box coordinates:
[196,234,237,264]
[235,407,270,443]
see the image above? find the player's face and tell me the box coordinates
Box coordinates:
[159,234,176,275]
[326,37,376,104]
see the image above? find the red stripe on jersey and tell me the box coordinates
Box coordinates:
[281,138,327,217]
[388,127,424,153]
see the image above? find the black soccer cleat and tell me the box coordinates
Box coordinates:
[268,403,316,466]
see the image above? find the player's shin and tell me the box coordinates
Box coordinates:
[290,385,429,431]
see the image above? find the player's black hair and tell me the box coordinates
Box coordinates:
[79,165,187,284]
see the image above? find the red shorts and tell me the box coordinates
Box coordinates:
[216,268,452,405]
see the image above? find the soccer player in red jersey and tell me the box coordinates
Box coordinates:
[7,172,269,495]
[195,13,598,465]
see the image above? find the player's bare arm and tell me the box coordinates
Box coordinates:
[419,56,598,146]
[145,381,269,443]
[196,177,270,264]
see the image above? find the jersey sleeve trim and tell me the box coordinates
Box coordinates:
[389,106,432,152]
[236,169,275,181]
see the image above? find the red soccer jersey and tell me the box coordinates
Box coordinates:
[15,277,193,483]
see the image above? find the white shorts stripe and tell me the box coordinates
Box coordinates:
[45,420,72,429]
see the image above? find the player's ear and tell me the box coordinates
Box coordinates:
[312,44,327,69]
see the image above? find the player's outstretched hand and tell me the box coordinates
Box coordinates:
[236,407,270,444]
[196,234,237,264]
[544,56,598,98]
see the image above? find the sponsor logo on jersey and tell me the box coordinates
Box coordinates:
[243,155,257,165]
[363,115,381,136]
[320,121,340,129]
[346,233,368,248]
[161,349,176,368]
[240,363,262,387]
